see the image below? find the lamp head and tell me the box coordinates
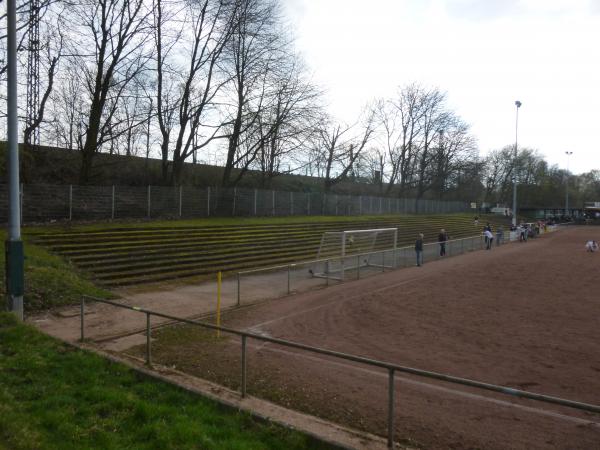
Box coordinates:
[515,100,522,108]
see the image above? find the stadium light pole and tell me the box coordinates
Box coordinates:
[5,0,24,320]
[565,151,573,217]
[511,100,522,227]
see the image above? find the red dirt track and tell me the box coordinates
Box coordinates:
[186,226,600,450]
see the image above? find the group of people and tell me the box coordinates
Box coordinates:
[482,222,504,250]
[414,228,450,267]
[415,222,507,265]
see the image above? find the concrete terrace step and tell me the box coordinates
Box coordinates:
[30,214,511,287]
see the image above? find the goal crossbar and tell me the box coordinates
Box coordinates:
[312,227,398,280]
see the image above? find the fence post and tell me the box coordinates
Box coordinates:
[232,187,237,216]
[68,184,73,221]
[254,189,257,216]
[147,185,151,218]
[207,186,211,216]
[272,190,275,216]
[111,185,115,220]
[387,368,395,449]
[146,312,152,366]
[179,185,182,217]
[241,335,247,398]
[80,297,85,342]
[237,272,241,306]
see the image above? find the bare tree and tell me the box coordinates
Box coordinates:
[154,0,236,185]
[312,108,376,192]
[71,0,151,183]
[49,64,87,150]
[250,56,322,187]
[385,83,427,195]
[220,0,290,187]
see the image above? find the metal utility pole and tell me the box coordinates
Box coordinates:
[512,100,522,227]
[565,151,573,217]
[5,0,24,320]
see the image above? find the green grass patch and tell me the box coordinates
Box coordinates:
[25,213,471,234]
[0,231,114,312]
[0,313,335,450]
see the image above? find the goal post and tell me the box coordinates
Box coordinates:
[312,228,398,280]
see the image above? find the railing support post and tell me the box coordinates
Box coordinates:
[241,335,247,398]
[237,272,241,306]
[387,368,395,449]
[80,297,85,342]
[146,312,152,366]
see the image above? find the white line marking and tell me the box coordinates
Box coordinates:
[249,342,600,428]
[246,275,423,331]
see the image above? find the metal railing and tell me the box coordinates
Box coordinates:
[80,295,600,449]
[235,234,492,306]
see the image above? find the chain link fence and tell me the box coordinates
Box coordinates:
[236,234,489,306]
[0,183,469,223]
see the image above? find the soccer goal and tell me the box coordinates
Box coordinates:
[311,228,398,280]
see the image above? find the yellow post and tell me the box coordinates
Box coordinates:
[216,271,222,338]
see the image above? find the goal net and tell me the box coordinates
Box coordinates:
[311,228,398,280]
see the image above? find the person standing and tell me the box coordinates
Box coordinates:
[496,226,503,246]
[438,229,448,257]
[484,229,494,249]
[415,233,424,266]
[483,223,492,247]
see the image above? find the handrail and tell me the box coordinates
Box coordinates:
[80,294,599,449]
[237,234,483,275]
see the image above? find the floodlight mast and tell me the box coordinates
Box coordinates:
[5,0,24,320]
[512,100,522,227]
[565,151,573,216]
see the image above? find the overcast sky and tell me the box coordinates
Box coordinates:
[282,0,600,174]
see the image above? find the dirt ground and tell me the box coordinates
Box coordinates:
[124,226,600,450]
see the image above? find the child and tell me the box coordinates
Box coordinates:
[585,240,599,252]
